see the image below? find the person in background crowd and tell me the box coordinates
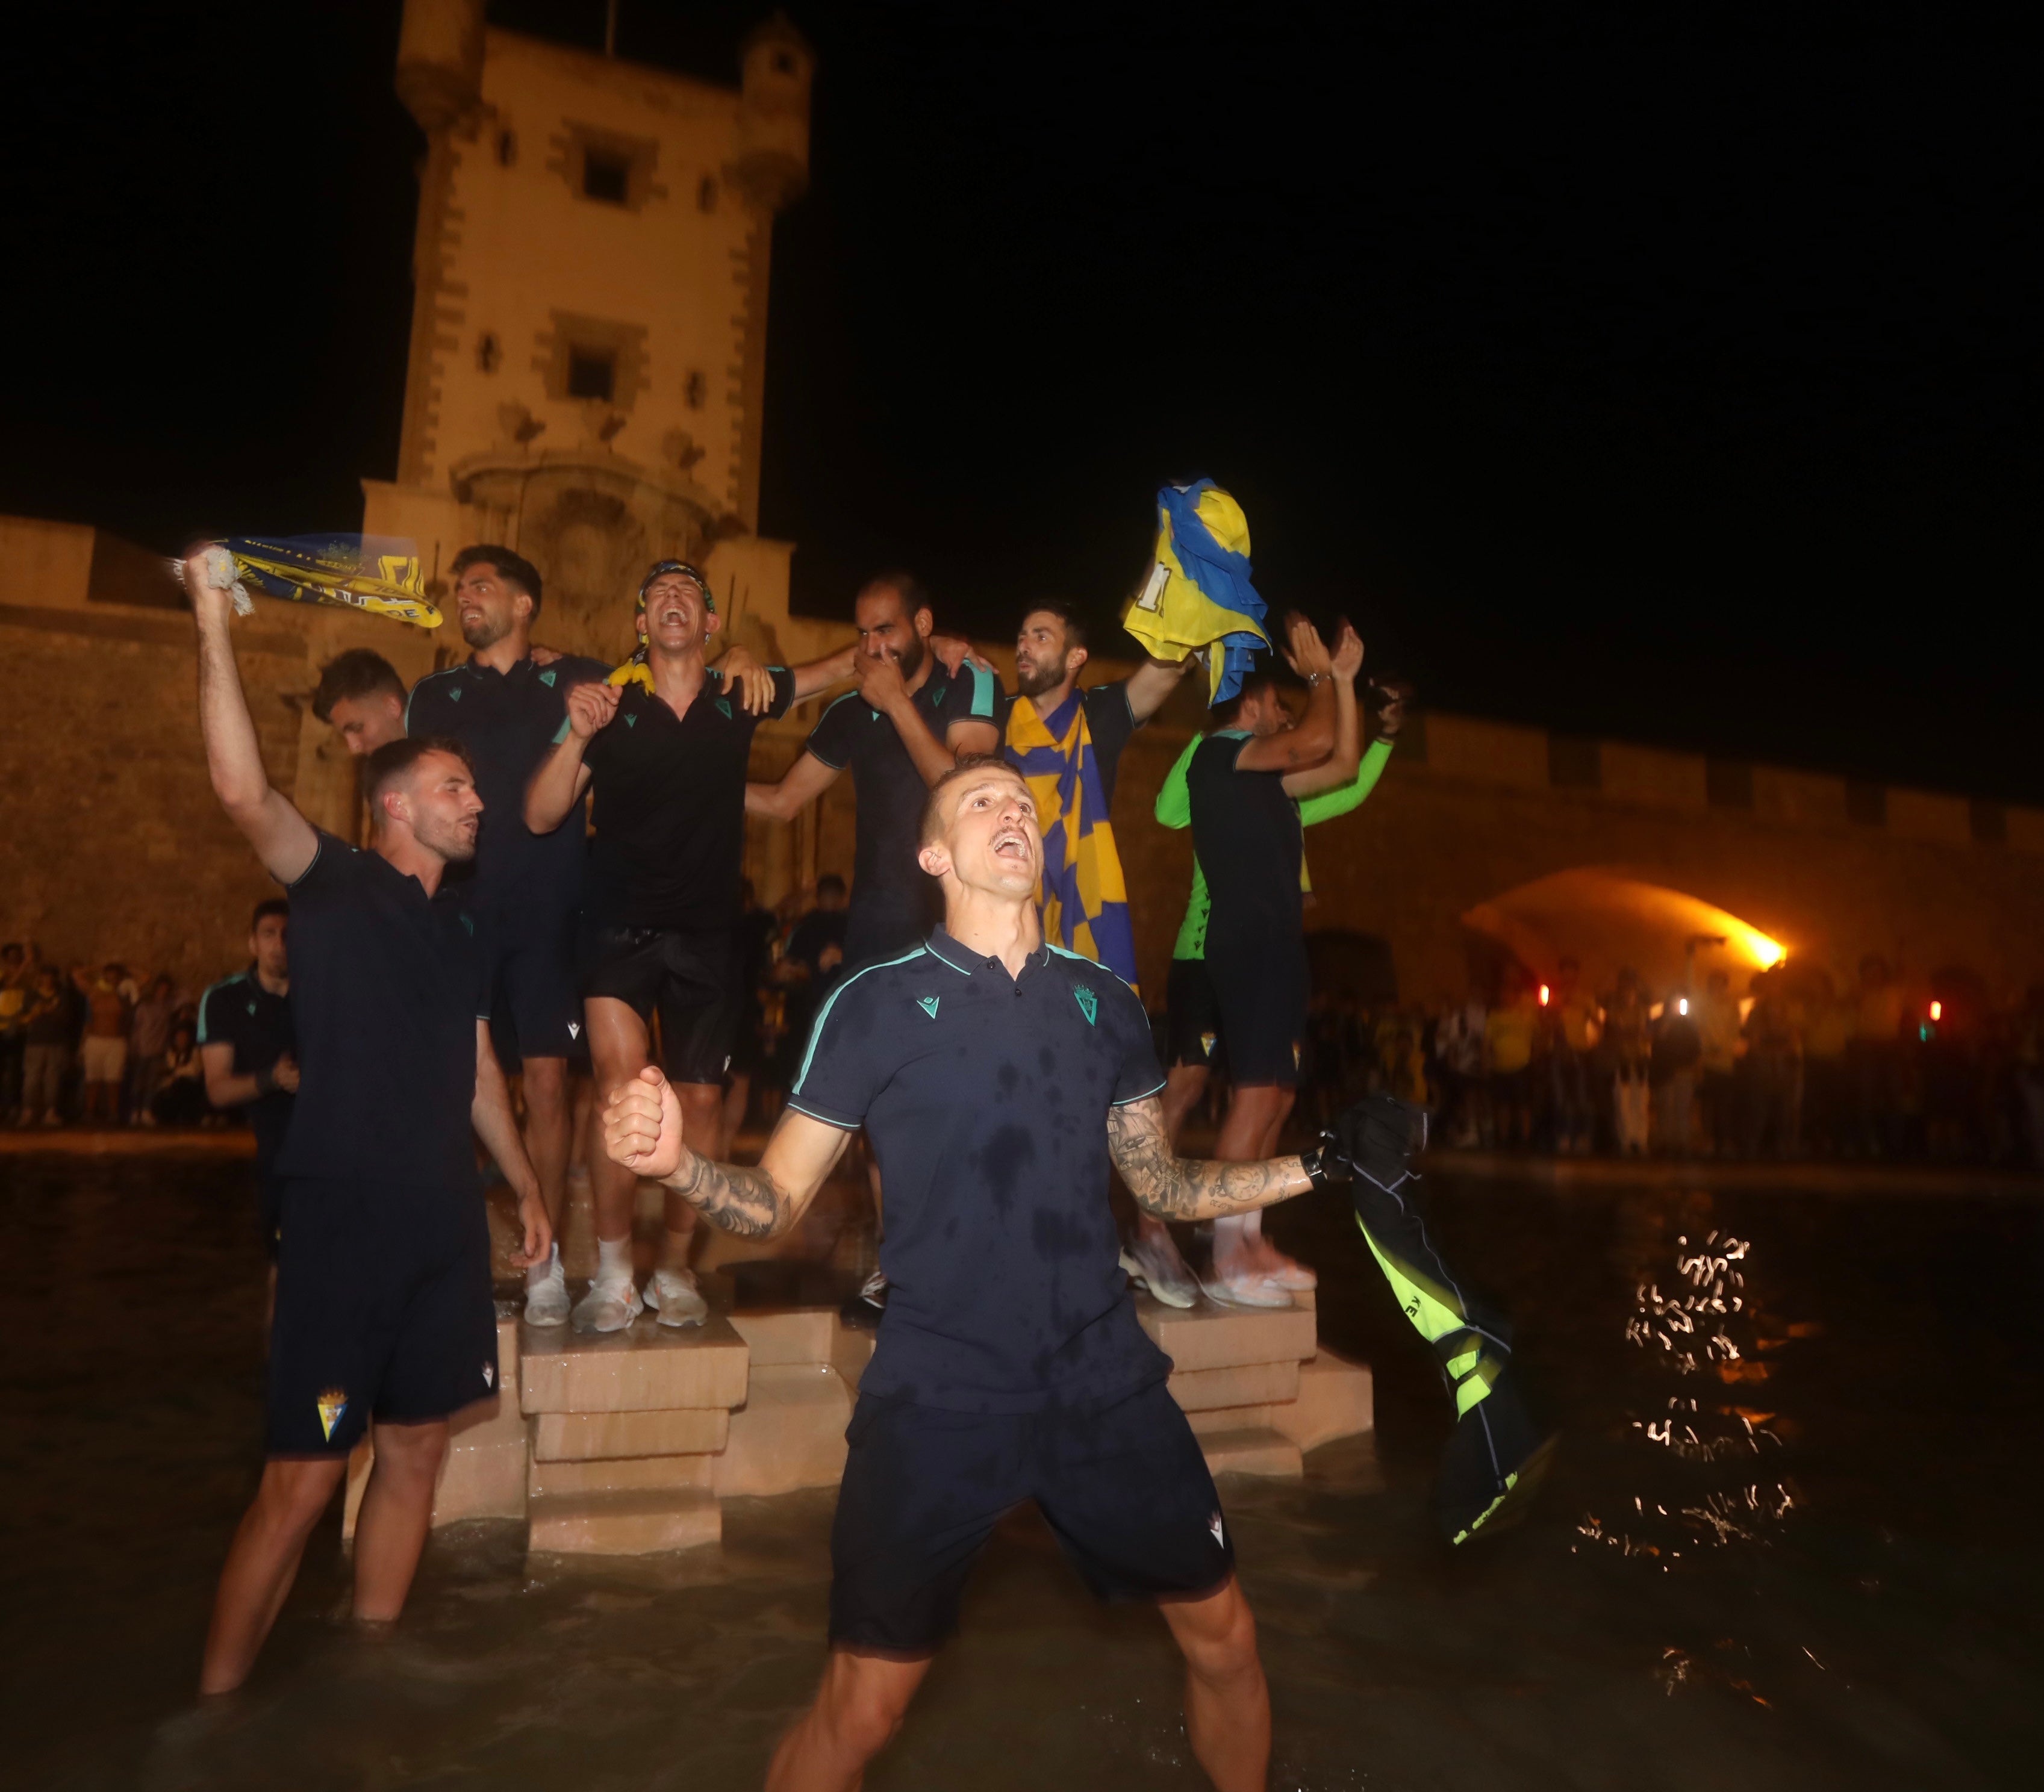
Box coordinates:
[1650,985,1702,1156]
[1546,957,1598,1153]
[1849,955,1905,1159]
[127,973,177,1123]
[1798,969,1851,1155]
[153,1021,210,1127]
[1742,966,1801,1157]
[1603,966,1652,1156]
[79,963,131,1125]
[1435,988,1489,1147]
[19,965,70,1126]
[1695,968,1742,1156]
[768,876,851,1122]
[0,944,29,1122]
[1484,971,1540,1148]
[199,900,299,1263]
[727,877,779,1141]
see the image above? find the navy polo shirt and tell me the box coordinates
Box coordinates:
[788,925,1170,1413]
[196,969,296,1168]
[405,655,608,932]
[581,667,797,934]
[273,832,489,1193]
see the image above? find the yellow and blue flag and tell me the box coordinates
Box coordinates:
[210,535,441,629]
[1122,479,1268,706]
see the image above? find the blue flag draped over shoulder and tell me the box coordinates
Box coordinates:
[1121,479,1268,706]
[200,535,443,629]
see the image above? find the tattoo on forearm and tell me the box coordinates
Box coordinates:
[665,1151,793,1239]
[1105,1098,1304,1221]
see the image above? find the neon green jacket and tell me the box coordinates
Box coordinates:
[1156,734,1394,960]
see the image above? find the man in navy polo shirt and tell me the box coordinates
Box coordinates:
[527,560,848,1333]
[198,897,298,1266]
[604,755,1318,1791]
[405,545,609,1328]
[183,549,549,1696]
[746,571,1000,969]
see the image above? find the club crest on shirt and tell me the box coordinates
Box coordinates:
[1200,1030,1216,1059]
[539,668,558,687]
[1074,987,1098,1025]
[917,996,939,1019]
[316,1389,349,1442]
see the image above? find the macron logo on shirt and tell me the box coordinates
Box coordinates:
[917,996,939,1020]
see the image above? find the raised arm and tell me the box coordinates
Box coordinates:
[525,679,613,832]
[1234,614,1339,773]
[473,1019,549,1266]
[1106,1093,1310,1221]
[746,748,841,821]
[1282,622,1364,798]
[716,641,857,715]
[1123,652,1195,723]
[184,551,318,884]
[602,1065,851,1238]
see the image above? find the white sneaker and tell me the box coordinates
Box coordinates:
[1198,1268,1295,1310]
[1258,1253,1318,1292]
[1120,1237,1198,1308]
[643,1266,708,1329]
[572,1274,643,1334]
[523,1248,570,1327]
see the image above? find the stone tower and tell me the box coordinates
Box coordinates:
[366,0,815,662]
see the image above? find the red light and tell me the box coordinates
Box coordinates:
[1538,984,1551,1006]
[1929,1000,1942,1022]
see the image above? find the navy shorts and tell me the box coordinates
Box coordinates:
[829,1380,1235,1654]
[266,1176,497,1457]
[1205,932,1308,1088]
[484,914,585,1070]
[582,926,741,1086]
[1165,957,1225,1069]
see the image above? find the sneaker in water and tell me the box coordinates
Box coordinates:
[572,1274,643,1335]
[523,1248,570,1328]
[1120,1236,1197,1308]
[643,1266,708,1328]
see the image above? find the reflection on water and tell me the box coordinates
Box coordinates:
[7,1157,2044,1790]
[1579,1227,1799,1567]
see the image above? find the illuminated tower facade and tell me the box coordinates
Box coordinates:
[369,0,814,659]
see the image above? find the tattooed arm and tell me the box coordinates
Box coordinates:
[602,1066,851,1239]
[1106,1094,1313,1221]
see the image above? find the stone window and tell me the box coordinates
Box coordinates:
[535,311,650,411]
[551,123,663,213]
[567,347,615,402]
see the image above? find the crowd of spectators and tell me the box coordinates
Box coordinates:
[1295,953,2044,1169]
[1,946,205,1128]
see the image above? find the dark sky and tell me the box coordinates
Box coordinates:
[4,2,2035,797]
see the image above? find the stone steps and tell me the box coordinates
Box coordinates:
[344,1282,1371,1557]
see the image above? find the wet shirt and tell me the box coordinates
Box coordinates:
[998,682,1141,808]
[581,668,797,933]
[406,655,609,931]
[197,969,298,1165]
[804,663,998,939]
[1186,732,1303,945]
[273,832,488,1193]
[787,926,1170,1413]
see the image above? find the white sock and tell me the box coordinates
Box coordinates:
[525,1242,560,1290]
[597,1236,632,1285]
[1241,1207,1265,1245]
[1213,1214,1247,1271]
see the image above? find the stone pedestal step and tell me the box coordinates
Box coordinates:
[1168,1358,1301,1413]
[526,1488,721,1555]
[1135,1293,1317,1373]
[519,1313,749,1414]
[1277,1347,1374,1451]
[728,1306,837,1367]
[531,1406,729,1462]
[529,1454,715,1499]
[1200,1427,1304,1479]
[715,1363,855,1498]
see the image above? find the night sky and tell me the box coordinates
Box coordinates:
[4,2,2034,797]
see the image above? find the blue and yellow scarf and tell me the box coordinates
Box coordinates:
[1005,691,1139,992]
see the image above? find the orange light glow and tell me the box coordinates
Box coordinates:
[1538,984,1551,1006]
[1929,1000,1943,1022]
